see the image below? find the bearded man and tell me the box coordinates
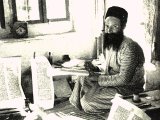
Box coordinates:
[69,6,145,114]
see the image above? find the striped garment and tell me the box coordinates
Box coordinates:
[69,36,145,113]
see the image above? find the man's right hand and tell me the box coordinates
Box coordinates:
[84,61,100,73]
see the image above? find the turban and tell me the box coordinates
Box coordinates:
[105,6,128,25]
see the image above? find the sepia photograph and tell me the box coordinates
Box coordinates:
[0,0,160,120]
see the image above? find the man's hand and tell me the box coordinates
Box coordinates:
[84,61,100,73]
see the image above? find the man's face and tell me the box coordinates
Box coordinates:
[104,16,121,33]
[103,16,124,51]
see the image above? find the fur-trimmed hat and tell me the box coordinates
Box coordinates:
[105,6,128,25]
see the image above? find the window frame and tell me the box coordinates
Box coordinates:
[13,0,70,24]
[29,0,70,24]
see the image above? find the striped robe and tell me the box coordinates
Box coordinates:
[69,36,145,114]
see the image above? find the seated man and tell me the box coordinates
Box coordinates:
[69,6,145,114]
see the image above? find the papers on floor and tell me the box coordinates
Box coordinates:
[107,94,151,120]
[44,112,85,120]
[0,56,25,109]
[24,110,85,120]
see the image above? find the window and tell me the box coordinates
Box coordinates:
[15,0,70,23]
[46,0,69,20]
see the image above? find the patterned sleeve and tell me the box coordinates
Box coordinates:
[98,42,140,87]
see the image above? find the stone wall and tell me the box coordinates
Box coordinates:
[143,0,158,61]
[143,0,160,91]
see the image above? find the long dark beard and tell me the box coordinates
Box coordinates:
[103,32,124,51]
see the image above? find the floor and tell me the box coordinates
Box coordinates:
[0,101,108,120]
[0,97,159,120]
[46,100,109,120]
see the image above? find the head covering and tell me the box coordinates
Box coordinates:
[105,6,128,25]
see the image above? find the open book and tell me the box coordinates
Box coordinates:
[0,56,25,109]
[31,56,54,110]
[107,94,151,120]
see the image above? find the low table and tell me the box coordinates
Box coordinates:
[125,90,160,120]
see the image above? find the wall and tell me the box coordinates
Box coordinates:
[143,0,160,91]
[0,0,98,73]
[1,0,160,98]
[154,1,160,61]
[105,0,160,91]
[105,0,151,63]
[0,33,97,72]
[0,0,98,99]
